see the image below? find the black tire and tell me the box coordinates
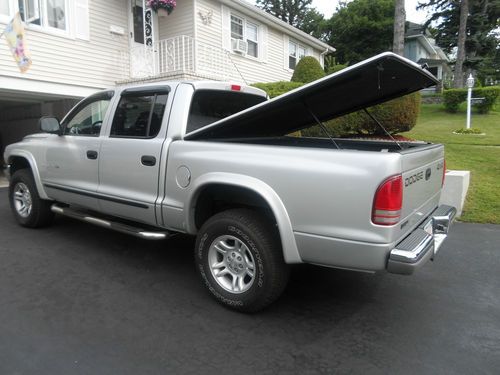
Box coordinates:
[9,169,54,228]
[195,208,289,312]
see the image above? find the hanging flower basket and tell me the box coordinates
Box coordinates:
[147,0,176,16]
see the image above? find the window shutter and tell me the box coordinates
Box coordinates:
[75,0,90,40]
[258,24,268,62]
[221,6,231,51]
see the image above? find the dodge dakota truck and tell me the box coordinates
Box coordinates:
[4,53,456,312]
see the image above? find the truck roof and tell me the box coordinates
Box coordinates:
[115,80,267,98]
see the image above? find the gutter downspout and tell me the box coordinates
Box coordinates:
[319,47,336,69]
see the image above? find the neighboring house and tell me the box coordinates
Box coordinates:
[0,0,334,157]
[404,21,451,92]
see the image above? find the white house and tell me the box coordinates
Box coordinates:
[0,0,334,156]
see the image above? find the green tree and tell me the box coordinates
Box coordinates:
[418,0,500,87]
[256,0,325,35]
[324,0,395,64]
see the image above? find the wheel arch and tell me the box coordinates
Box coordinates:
[186,172,302,264]
[6,150,49,199]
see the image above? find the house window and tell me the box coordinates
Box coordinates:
[18,0,68,31]
[246,22,258,58]
[288,40,306,70]
[46,0,66,30]
[230,13,259,58]
[231,15,243,40]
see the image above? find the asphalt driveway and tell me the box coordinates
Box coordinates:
[0,187,499,374]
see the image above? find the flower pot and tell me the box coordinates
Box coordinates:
[157,8,169,17]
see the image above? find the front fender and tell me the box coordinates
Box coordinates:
[6,149,49,200]
[186,172,302,264]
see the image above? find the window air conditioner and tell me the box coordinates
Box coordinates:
[231,38,247,54]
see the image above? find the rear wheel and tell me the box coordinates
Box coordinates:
[9,169,54,228]
[195,209,289,312]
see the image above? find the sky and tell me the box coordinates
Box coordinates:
[314,0,428,23]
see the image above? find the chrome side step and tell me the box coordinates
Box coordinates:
[51,204,171,240]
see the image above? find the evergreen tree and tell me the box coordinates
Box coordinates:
[418,0,500,87]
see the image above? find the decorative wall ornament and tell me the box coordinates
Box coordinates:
[198,9,213,25]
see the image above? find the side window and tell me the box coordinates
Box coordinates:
[110,93,168,138]
[65,99,110,136]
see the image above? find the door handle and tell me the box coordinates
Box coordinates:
[86,150,98,160]
[141,155,156,166]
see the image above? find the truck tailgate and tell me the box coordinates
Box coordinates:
[399,144,445,235]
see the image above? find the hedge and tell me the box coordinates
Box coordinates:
[443,86,500,114]
[253,81,421,136]
[302,92,422,137]
[291,56,325,84]
[252,81,304,98]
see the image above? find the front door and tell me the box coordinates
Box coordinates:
[129,0,155,78]
[42,92,114,211]
[97,86,170,225]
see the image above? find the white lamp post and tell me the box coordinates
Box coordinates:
[466,74,474,129]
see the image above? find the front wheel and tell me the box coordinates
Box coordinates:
[195,209,289,312]
[9,169,54,228]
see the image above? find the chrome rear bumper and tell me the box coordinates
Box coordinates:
[387,205,456,275]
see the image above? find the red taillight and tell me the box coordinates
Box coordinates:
[442,159,446,187]
[231,84,241,91]
[372,175,403,226]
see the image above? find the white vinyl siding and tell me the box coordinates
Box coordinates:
[194,0,323,84]
[0,0,129,90]
[158,0,194,39]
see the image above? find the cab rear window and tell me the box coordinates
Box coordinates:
[187,90,266,133]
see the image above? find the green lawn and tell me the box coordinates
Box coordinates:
[401,103,500,224]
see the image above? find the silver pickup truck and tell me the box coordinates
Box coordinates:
[4,53,456,312]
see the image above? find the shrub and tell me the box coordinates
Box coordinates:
[252,81,304,98]
[442,86,500,114]
[291,56,325,83]
[326,64,348,75]
[302,92,422,137]
[253,81,421,137]
[443,89,467,113]
[454,128,483,134]
[474,86,500,114]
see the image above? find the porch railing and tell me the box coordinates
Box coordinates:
[127,35,238,81]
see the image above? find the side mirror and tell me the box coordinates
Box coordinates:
[39,117,62,135]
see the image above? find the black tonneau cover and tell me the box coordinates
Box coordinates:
[184,52,438,140]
